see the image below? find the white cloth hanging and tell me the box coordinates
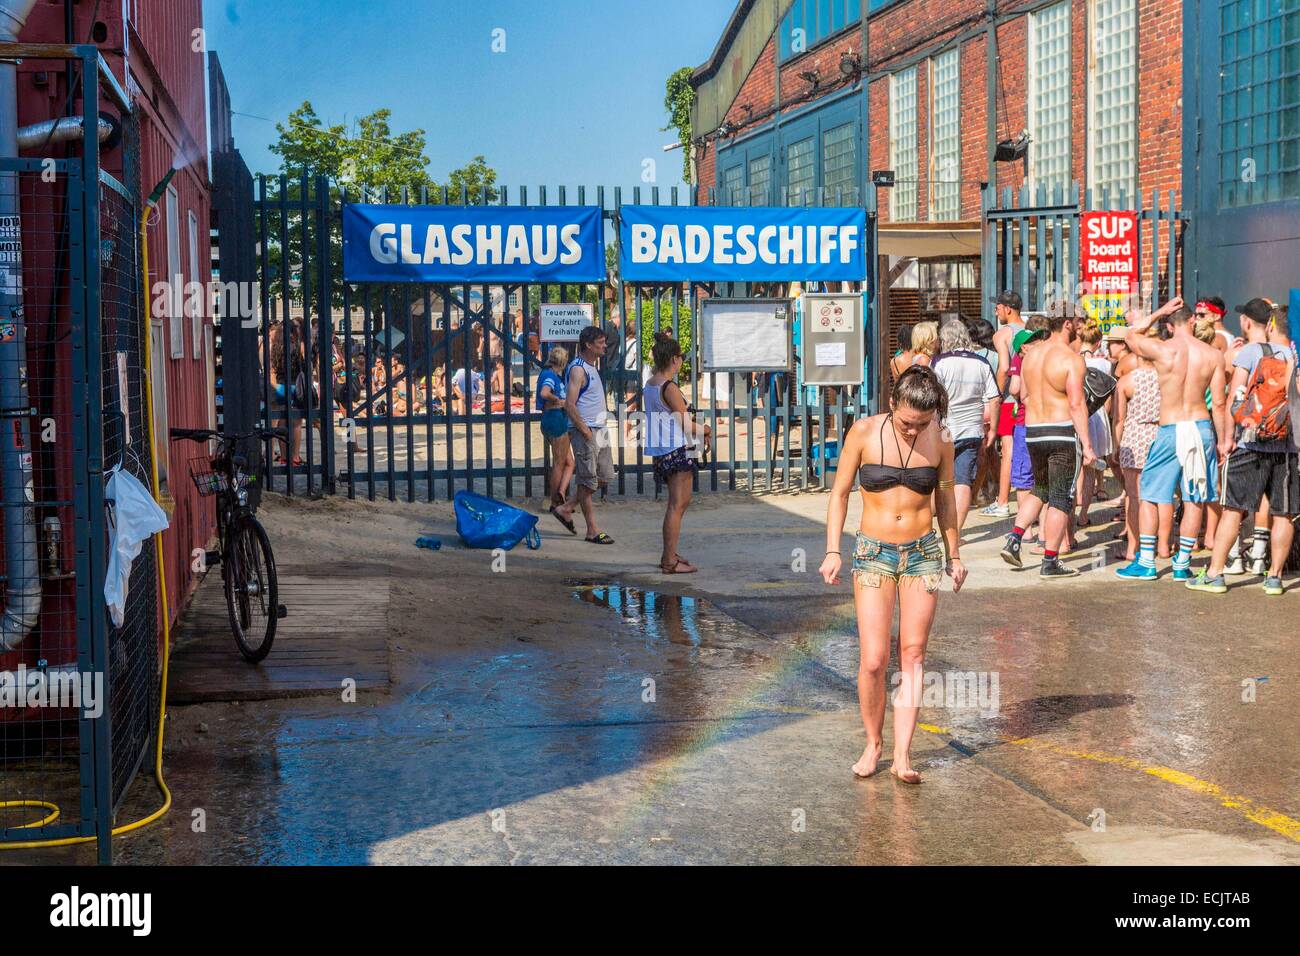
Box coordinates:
[104,465,168,628]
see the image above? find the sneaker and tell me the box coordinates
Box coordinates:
[1185,569,1228,593]
[1115,559,1157,580]
[1224,555,1246,575]
[1000,534,1023,568]
[1170,566,1193,582]
[1262,576,1285,596]
[1040,558,1080,578]
[981,502,1012,517]
[1249,557,1268,576]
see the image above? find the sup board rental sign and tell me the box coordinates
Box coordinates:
[342,203,606,284]
[1079,210,1139,333]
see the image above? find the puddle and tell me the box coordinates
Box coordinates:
[572,583,750,649]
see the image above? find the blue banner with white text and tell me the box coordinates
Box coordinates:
[619,204,868,282]
[342,203,606,284]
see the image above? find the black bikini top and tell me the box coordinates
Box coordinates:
[859,416,939,496]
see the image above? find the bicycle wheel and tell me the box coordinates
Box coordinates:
[223,515,279,663]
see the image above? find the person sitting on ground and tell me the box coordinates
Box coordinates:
[931,318,1000,530]
[644,331,711,574]
[1117,298,1227,581]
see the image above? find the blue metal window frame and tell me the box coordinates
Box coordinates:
[716,94,864,207]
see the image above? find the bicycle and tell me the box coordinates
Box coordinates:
[171,427,286,662]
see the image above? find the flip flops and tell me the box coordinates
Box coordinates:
[659,556,697,574]
[586,532,615,545]
[549,506,576,535]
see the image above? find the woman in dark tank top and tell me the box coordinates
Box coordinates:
[820,366,966,784]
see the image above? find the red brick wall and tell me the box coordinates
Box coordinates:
[697,0,1182,217]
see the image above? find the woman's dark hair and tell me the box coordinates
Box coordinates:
[896,323,913,351]
[966,315,995,350]
[891,364,948,421]
[651,330,683,371]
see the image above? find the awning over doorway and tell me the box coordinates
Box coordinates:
[877,222,982,258]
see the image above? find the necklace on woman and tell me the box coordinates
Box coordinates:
[887,414,917,470]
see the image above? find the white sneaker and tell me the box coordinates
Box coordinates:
[1225,555,1246,575]
[981,503,1012,517]
[1249,557,1268,576]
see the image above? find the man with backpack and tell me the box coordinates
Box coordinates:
[1188,299,1298,595]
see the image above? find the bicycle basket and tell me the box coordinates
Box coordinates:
[188,456,243,497]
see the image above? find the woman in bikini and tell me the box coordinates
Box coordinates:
[820,366,966,784]
[888,323,914,381]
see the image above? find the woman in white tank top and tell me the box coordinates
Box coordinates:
[643,331,711,573]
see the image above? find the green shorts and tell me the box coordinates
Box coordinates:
[851,531,944,592]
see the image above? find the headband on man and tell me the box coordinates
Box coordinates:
[1195,300,1225,318]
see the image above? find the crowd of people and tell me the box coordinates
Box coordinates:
[883,292,1298,589]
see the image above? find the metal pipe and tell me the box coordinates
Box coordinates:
[16,114,116,150]
[0,0,44,651]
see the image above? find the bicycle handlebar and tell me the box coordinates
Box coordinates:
[170,427,287,443]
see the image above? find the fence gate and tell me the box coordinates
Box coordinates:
[1,47,155,866]
[981,182,1185,317]
[249,175,879,503]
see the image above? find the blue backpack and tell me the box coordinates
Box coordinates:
[453,490,541,550]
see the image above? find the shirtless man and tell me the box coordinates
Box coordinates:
[999,308,1096,577]
[984,291,1026,517]
[1116,297,1227,580]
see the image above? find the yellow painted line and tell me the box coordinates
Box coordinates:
[912,723,1300,842]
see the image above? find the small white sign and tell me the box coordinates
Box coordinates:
[815,341,846,367]
[539,302,595,341]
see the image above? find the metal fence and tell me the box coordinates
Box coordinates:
[249,175,878,502]
[981,182,1185,317]
[1,46,151,865]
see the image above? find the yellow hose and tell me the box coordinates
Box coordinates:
[0,204,173,850]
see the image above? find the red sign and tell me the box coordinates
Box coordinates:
[1080,211,1138,296]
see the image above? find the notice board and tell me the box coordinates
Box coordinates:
[699,298,793,373]
[800,292,864,386]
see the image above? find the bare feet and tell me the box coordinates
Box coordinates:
[852,739,883,778]
[890,759,922,784]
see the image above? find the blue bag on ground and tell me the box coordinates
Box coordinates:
[453,490,541,550]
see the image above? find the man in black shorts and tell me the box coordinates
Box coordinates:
[1000,308,1096,577]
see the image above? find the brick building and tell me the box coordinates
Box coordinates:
[690,0,1184,379]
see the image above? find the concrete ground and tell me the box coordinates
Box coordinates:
[9,487,1299,865]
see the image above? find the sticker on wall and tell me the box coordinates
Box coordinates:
[0,322,14,343]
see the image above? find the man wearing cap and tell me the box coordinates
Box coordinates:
[1117,297,1228,581]
[1188,298,1298,596]
[982,290,1025,518]
[1000,307,1095,577]
[1006,319,1050,518]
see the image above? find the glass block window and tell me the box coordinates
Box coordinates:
[890,67,918,220]
[1217,0,1300,208]
[748,155,772,206]
[786,137,816,205]
[720,164,743,205]
[822,123,857,205]
[929,48,961,221]
[1089,0,1138,202]
[1030,2,1072,192]
[779,0,863,61]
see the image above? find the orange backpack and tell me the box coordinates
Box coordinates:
[1233,344,1293,443]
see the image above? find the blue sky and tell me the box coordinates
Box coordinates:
[205,0,737,192]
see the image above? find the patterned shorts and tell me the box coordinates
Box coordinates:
[653,445,699,484]
[851,531,944,592]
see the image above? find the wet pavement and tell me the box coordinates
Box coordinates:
[6,492,1298,865]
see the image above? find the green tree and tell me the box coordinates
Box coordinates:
[663,67,695,183]
[445,155,499,204]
